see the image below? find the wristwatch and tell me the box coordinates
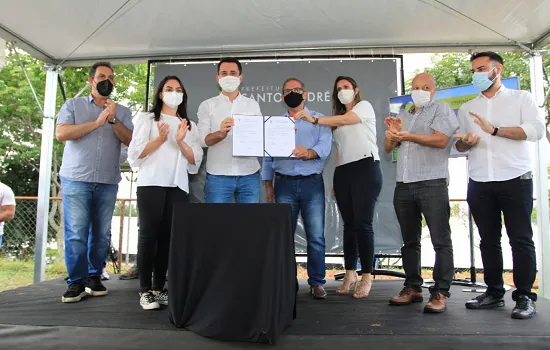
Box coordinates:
[312,116,319,125]
[491,127,499,136]
[108,117,118,125]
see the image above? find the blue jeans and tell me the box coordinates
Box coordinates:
[61,177,118,285]
[274,173,326,286]
[204,172,260,203]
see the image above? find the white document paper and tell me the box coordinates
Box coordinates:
[264,116,296,157]
[232,114,264,157]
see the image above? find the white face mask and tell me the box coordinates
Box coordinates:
[218,76,241,93]
[337,89,355,104]
[162,91,183,109]
[411,89,432,107]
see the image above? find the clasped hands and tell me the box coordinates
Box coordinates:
[96,99,117,126]
[157,118,190,145]
[384,116,412,142]
[384,111,485,147]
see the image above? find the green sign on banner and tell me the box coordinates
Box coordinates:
[392,147,398,162]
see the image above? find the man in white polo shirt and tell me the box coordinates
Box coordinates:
[197,57,263,203]
[454,51,545,319]
[0,181,16,249]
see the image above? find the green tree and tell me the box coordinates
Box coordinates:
[113,202,138,217]
[406,47,550,143]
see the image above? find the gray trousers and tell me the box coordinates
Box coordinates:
[393,179,454,297]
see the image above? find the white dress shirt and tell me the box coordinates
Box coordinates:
[456,85,545,182]
[333,100,380,167]
[128,112,203,193]
[197,93,262,176]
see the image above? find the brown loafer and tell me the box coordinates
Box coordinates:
[424,293,448,313]
[389,287,424,305]
[310,285,327,299]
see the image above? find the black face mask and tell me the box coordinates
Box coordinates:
[284,92,304,108]
[96,79,114,97]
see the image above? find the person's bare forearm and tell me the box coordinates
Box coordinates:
[139,138,164,159]
[307,149,319,160]
[0,209,15,222]
[384,138,398,153]
[177,141,196,165]
[408,133,448,149]
[56,121,99,141]
[455,140,473,152]
[495,127,527,141]
[112,123,132,146]
[205,131,227,146]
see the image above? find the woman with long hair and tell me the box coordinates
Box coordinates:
[295,76,382,299]
[128,75,203,309]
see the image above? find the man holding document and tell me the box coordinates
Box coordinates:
[197,58,263,203]
[262,77,332,300]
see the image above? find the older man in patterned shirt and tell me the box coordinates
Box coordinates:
[383,73,459,314]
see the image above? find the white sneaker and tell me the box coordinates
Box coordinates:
[155,289,168,306]
[140,292,160,310]
[101,269,110,281]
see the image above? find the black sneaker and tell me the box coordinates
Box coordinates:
[85,277,108,297]
[511,295,536,319]
[465,292,504,309]
[140,292,160,310]
[62,283,87,303]
[155,289,169,306]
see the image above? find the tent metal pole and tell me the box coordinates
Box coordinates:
[33,64,60,283]
[125,172,134,264]
[530,52,550,299]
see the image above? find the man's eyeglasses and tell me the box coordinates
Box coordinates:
[283,88,304,95]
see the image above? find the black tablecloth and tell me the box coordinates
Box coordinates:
[168,203,296,344]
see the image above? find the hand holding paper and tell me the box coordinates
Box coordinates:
[292,146,309,159]
[220,117,234,135]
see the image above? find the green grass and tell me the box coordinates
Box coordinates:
[0,258,67,292]
[0,258,131,293]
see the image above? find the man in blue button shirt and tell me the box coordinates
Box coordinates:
[56,62,133,303]
[262,77,332,299]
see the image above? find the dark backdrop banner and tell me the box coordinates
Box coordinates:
[152,58,403,254]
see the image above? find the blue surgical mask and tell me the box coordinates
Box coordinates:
[472,67,497,92]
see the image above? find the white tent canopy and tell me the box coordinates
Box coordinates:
[0,0,549,297]
[1,0,550,65]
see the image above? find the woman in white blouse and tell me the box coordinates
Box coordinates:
[128,76,203,310]
[296,76,382,299]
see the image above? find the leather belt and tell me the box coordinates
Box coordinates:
[275,172,319,180]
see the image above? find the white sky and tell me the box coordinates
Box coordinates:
[402,53,434,81]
